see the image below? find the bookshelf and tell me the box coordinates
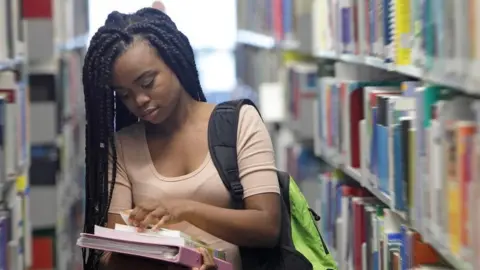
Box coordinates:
[0,0,32,269]
[236,0,480,269]
[21,0,88,269]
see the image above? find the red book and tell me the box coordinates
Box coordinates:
[272,0,283,40]
[23,0,52,19]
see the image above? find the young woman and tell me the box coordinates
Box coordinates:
[82,7,281,270]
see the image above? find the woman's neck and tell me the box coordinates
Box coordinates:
[145,93,200,136]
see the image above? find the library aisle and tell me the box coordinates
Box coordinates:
[237,0,480,270]
[0,0,478,269]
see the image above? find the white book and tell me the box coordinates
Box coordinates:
[0,0,8,60]
[429,115,443,238]
[0,71,18,181]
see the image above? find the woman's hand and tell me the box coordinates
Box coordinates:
[128,198,191,231]
[193,248,217,270]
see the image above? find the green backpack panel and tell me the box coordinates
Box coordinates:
[208,99,337,270]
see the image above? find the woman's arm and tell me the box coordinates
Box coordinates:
[180,192,281,247]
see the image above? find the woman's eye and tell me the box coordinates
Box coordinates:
[141,79,154,89]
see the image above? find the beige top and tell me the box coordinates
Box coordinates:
[107,105,280,270]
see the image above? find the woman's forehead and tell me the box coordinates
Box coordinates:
[112,41,161,84]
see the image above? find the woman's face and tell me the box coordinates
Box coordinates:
[111,39,182,124]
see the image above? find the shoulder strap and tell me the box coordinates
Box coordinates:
[207,99,260,209]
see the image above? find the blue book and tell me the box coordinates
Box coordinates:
[0,97,5,180]
[0,216,7,270]
[341,5,352,53]
[377,124,389,193]
[369,107,378,179]
[399,225,408,270]
[376,95,389,194]
[393,124,405,210]
[383,0,393,61]
[282,0,293,36]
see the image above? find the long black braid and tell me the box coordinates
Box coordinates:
[81,8,206,269]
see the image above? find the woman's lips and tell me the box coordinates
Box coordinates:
[141,108,160,121]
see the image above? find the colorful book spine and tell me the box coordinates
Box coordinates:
[393,0,412,65]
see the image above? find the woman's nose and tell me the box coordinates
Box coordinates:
[134,92,151,108]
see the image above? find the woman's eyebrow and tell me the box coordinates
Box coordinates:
[133,70,155,84]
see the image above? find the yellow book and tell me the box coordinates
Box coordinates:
[16,175,27,192]
[394,0,411,65]
[469,0,476,59]
[446,122,461,255]
[474,0,480,62]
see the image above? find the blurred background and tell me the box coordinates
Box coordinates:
[0,0,479,269]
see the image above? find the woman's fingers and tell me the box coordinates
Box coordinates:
[196,248,217,270]
[136,207,169,231]
[199,248,215,265]
[151,215,173,230]
[129,207,149,226]
[138,212,160,230]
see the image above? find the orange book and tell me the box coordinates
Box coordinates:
[456,121,476,256]
[392,252,401,270]
[411,232,442,267]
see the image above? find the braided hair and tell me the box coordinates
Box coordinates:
[81,8,206,269]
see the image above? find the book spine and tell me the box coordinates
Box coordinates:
[184,239,226,261]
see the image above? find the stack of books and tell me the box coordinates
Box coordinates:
[77,224,232,269]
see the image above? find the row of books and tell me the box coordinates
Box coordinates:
[318,170,453,270]
[1,1,90,270]
[311,0,479,87]
[313,75,480,269]
[0,71,30,184]
[0,2,32,269]
[0,0,24,62]
[235,46,281,96]
[237,0,302,43]
[0,0,87,69]
[0,70,32,268]
[54,50,87,270]
[235,1,480,95]
[0,178,31,270]
[20,1,89,269]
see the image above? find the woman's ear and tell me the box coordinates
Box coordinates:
[152,1,166,12]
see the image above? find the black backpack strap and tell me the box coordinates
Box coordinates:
[208,99,260,209]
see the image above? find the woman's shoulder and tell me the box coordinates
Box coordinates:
[238,104,262,127]
[115,121,145,143]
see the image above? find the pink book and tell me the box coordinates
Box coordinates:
[76,226,232,270]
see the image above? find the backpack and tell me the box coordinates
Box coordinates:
[207,99,337,270]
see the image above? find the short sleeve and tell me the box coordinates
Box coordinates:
[107,136,133,213]
[237,105,280,199]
